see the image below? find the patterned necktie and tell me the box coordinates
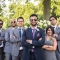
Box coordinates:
[32,29,36,38]
[19,29,21,38]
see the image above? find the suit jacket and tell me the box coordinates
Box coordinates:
[0,28,5,54]
[10,27,25,56]
[54,26,60,53]
[4,27,13,53]
[21,27,45,60]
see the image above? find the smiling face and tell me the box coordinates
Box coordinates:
[46,28,53,36]
[30,16,38,27]
[17,18,24,27]
[11,20,16,27]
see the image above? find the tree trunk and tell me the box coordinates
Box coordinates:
[43,0,51,20]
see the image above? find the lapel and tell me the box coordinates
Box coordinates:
[29,27,33,39]
[16,27,20,37]
[34,27,40,39]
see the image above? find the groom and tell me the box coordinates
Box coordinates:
[22,14,45,60]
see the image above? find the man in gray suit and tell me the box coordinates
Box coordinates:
[49,16,60,60]
[10,17,24,60]
[0,19,5,60]
[4,19,16,60]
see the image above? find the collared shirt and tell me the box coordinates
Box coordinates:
[31,26,37,32]
[18,27,23,37]
[18,27,24,50]
[52,25,57,31]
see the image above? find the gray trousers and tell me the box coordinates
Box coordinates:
[5,53,11,60]
[12,56,18,60]
[56,50,60,60]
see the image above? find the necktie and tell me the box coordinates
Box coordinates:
[32,29,36,38]
[52,27,55,31]
[31,29,36,52]
[19,29,21,38]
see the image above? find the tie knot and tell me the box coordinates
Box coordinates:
[32,29,36,31]
[19,28,21,30]
[53,27,55,28]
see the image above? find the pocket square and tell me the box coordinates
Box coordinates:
[37,33,40,37]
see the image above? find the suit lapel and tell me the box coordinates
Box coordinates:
[34,27,40,39]
[29,28,33,39]
[16,27,20,37]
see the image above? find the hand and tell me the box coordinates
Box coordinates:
[13,36,16,38]
[26,40,32,44]
[39,38,42,41]
[53,34,58,37]
[42,45,49,48]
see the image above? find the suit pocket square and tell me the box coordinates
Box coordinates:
[37,33,40,37]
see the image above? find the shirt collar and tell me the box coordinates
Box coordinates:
[52,25,57,28]
[18,27,23,29]
[31,26,37,29]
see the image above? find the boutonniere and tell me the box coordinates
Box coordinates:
[2,29,5,32]
[36,28,40,32]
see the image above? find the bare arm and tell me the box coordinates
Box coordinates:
[42,37,57,51]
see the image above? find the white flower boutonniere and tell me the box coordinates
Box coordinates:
[2,29,5,32]
[36,28,40,32]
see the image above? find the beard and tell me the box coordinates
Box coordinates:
[31,23,37,26]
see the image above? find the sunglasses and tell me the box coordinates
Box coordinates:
[11,21,16,23]
[0,23,3,25]
[30,19,37,21]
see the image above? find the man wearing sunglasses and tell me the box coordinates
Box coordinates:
[21,14,45,60]
[0,19,5,60]
[49,16,60,60]
[4,19,16,60]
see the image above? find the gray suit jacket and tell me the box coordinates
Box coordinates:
[54,26,60,52]
[10,27,24,56]
[0,28,5,47]
[4,27,13,53]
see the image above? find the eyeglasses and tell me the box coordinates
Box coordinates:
[11,21,16,23]
[30,19,37,21]
[0,23,3,25]
[49,19,55,21]
[18,21,24,22]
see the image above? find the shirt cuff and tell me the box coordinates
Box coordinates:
[30,40,32,44]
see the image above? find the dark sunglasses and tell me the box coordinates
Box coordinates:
[0,23,3,25]
[11,21,16,23]
[30,19,37,21]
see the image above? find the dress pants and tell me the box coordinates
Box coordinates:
[29,51,36,60]
[5,53,12,60]
[56,50,60,60]
[12,56,18,60]
[0,47,4,60]
[18,50,23,60]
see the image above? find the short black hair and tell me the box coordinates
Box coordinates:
[46,26,54,34]
[0,19,3,24]
[17,17,24,21]
[29,14,38,19]
[49,16,57,21]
